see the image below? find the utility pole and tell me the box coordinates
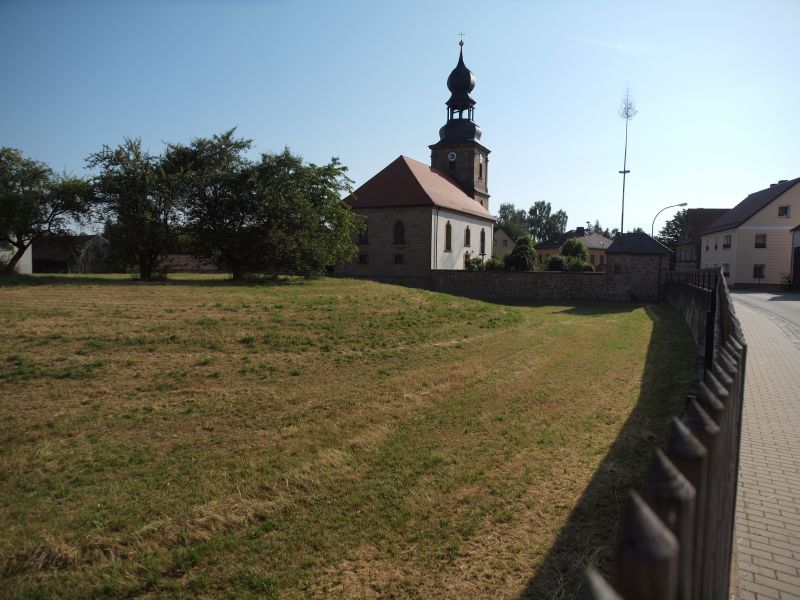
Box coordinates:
[618,87,637,235]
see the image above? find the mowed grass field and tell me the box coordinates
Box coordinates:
[0,275,693,599]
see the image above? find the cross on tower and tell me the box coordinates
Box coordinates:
[458,31,465,45]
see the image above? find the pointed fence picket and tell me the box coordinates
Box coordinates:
[582,269,747,599]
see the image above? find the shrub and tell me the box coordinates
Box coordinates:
[465,257,485,271]
[484,257,504,271]
[565,257,594,272]
[506,236,538,271]
[560,238,590,261]
[545,255,567,271]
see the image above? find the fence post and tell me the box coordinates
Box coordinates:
[580,566,623,600]
[646,449,696,600]
[684,398,722,599]
[612,491,679,600]
[667,416,708,600]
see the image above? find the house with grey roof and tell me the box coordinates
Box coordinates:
[700,177,800,287]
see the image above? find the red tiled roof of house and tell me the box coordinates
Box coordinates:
[346,155,494,220]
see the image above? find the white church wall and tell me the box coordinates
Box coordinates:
[431,208,494,270]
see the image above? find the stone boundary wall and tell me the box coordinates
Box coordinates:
[431,254,667,302]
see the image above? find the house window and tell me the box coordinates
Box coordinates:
[358,254,368,264]
[753,264,765,279]
[502,239,508,247]
[393,254,405,265]
[722,263,730,277]
[778,205,790,218]
[590,254,595,265]
[358,220,369,245]
[465,226,471,247]
[722,235,731,249]
[614,264,621,274]
[480,229,486,255]
[393,221,405,245]
[754,234,767,248]
[714,237,719,250]
[445,221,452,252]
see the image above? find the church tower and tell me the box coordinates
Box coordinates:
[430,41,490,210]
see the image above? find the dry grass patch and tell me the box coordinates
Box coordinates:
[0,274,692,598]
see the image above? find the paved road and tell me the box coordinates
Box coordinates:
[732,291,800,599]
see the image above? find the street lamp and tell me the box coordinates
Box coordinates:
[651,203,688,237]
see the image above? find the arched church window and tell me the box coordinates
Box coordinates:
[480,229,486,255]
[465,227,471,247]
[394,221,405,245]
[445,222,452,252]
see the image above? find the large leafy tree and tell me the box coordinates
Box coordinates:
[168,130,359,278]
[0,147,92,274]
[252,149,358,276]
[496,203,529,240]
[87,138,181,279]
[164,130,256,279]
[657,209,687,251]
[527,200,568,241]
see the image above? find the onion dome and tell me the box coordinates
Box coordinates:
[446,41,476,109]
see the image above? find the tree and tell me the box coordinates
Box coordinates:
[560,238,593,271]
[657,209,687,251]
[560,238,589,261]
[168,130,359,278]
[0,147,92,274]
[527,201,568,241]
[164,130,261,279]
[618,87,638,234]
[88,138,180,279]
[590,219,612,238]
[252,149,359,276]
[496,203,529,240]
[504,235,537,271]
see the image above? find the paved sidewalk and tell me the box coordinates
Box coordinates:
[733,300,800,600]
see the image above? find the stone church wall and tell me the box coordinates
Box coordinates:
[336,207,433,282]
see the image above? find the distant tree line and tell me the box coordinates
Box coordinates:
[1,130,361,279]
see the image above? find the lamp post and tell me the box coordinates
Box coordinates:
[651,202,688,237]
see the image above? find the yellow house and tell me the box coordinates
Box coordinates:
[701,177,800,287]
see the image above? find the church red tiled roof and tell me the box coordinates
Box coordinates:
[346,156,493,220]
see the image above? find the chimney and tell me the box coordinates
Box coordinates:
[575,226,586,236]
[778,179,788,184]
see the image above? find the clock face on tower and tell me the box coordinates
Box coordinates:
[447,152,457,161]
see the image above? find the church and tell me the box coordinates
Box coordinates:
[337,42,495,286]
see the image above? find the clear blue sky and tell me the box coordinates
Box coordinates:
[2,0,798,235]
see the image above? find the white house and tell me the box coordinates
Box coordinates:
[700,177,800,287]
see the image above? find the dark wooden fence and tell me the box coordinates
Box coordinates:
[581,269,747,599]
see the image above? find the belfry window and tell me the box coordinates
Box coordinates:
[465,227,471,247]
[479,156,483,180]
[445,222,452,252]
[394,221,405,245]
